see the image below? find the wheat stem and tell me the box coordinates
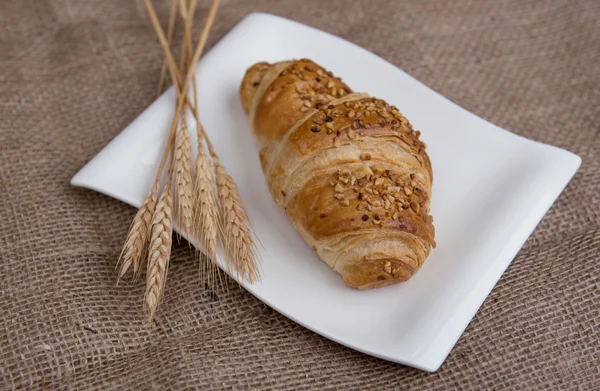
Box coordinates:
[174,0,260,283]
[178,0,220,282]
[144,0,220,185]
[156,0,178,96]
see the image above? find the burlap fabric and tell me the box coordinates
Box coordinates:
[1,0,598,389]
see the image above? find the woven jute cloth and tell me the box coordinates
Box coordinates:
[1,0,598,389]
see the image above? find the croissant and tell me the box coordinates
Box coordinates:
[240,59,435,289]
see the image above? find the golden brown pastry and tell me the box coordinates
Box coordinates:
[240,59,435,289]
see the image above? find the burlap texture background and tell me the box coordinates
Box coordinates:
[1,0,598,389]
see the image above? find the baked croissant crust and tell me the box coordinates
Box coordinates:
[240,59,435,289]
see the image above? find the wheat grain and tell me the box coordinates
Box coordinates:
[174,121,194,235]
[117,183,158,283]
[144,178,174,323]
[215,161,260,283]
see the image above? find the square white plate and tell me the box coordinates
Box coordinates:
[71,12,581,372]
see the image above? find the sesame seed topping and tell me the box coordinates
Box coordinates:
[311,126,321,133]
[362,215,369,221]
[352,119,363,129]
[384,261,392,273]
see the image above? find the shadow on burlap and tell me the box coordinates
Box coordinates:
[0,0,598,389]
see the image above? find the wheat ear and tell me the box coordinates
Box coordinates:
[174,121,194,235]
[214,160,260,283]
[116,183,158,283]
[144,176,174,323]
[193,135,221,282]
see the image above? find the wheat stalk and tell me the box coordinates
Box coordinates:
[116,182,158,283]
[172,0,196,238]
[214,160,260,283]
[178,0,222,284]
[176,0,260,283]
[144,175,174,322]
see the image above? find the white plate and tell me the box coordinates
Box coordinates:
[71,12,581,372]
